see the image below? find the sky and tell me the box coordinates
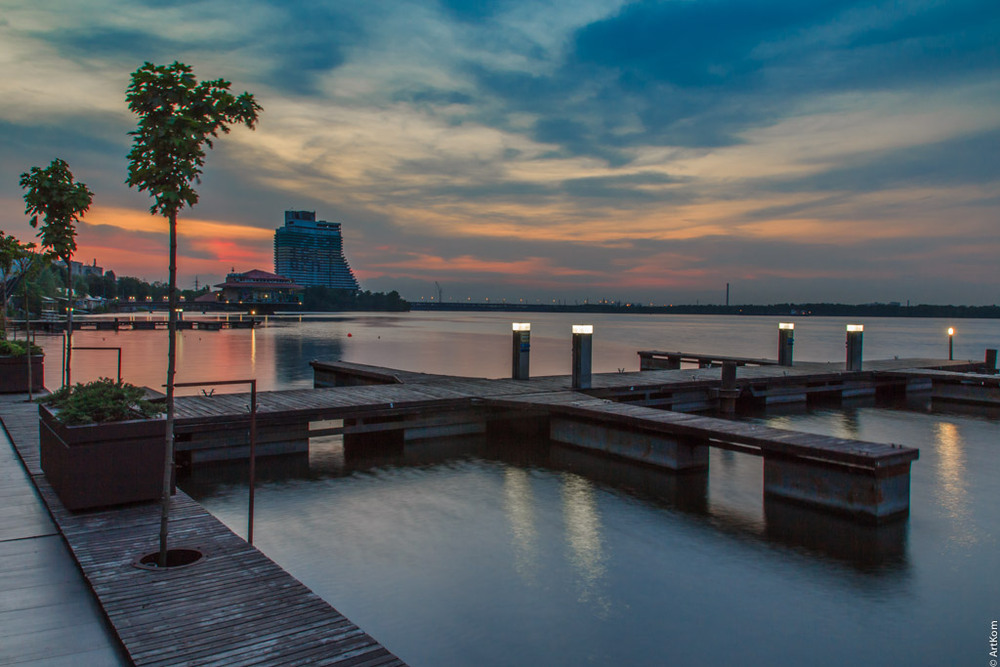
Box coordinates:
[0,0,997,305]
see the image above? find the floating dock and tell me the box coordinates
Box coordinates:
[165,354,990,522]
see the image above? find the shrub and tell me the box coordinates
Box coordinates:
[0,339,43,357]
[40,378,163,425]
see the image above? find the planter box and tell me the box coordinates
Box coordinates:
[39,404,170,511]
[0,355,44,393]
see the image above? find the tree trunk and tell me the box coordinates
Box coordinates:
[24,284,32,401]
[65,258,73,387]
[159,210,178,567]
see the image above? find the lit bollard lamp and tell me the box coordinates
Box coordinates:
[947,327,955,361]
[512,323,531,380]
[846,324,864,371]
[778,322,795,366]
[571,325,593,390]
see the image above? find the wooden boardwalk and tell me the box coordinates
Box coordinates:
[0,397,406,667]
[0,395,128,666]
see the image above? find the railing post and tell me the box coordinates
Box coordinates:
[248,380,257,545]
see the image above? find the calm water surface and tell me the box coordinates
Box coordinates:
[27,312,1000,665]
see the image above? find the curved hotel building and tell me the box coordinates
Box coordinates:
[273,211,359,290]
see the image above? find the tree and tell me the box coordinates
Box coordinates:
[20,159,94,387]
[126,61,260,566]
[0,232,36,339]
[0,232,22,337]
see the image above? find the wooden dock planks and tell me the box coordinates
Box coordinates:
[0,397,407,667]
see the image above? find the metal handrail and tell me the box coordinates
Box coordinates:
[71,346,122,383]
[172,379,258,544]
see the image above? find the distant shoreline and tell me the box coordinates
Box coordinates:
[410,302,1000,318]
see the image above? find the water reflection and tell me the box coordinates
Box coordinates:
[764,498,909,573]
[560,473,610,614]
[550,446,708,514]
[934,421,975,548]
[250,328,256,375]
[503,468,539,585]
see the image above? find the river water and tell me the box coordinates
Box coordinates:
[28,312,1000,665]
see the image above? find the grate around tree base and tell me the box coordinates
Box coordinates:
[133,548,205,570]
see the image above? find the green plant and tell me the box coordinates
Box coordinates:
[0,339,43,356]
[20,158,93,387]
[40,378,163,426]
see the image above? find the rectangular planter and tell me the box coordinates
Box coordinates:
[0,355,44,393]
[39,404,170,511]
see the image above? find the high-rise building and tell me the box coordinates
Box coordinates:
[273,211,359,290]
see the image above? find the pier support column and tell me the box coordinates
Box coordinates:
[717,361,739,413]
[550,418,709,471]
[763,455,912,522]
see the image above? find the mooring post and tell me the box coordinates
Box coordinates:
[778,322,794,366]
[572,325,593,390]
[719,360,739,413]
[986,348,997,374]
[846,324,864,371]
[512,322,531,380]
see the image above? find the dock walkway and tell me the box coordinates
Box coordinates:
[0,395,127,666]
[0,396,406,667]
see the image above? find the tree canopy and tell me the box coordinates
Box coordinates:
[20,158,93,265]
[125,61,261,218]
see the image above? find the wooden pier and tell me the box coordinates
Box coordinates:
[163,354,991,521]
[16,318,258,333]
[0,397,406,666]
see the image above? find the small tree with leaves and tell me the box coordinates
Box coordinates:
[126,61,260,566]
[0,231,23,338]
[20,159,93,387]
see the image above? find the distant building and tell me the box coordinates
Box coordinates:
[273,211,359,290]
[214,269,304,306]
[54,258,103,277]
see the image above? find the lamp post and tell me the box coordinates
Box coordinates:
[846,324,864,371]
[947,327,955,361]
[571,325,593,390]
[512,323,531,380]
[778,322,794,366]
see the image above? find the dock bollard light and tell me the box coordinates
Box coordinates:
[572,325,593,390]
[512,323,531,380]
[778,322,795,366]
[947,327,955,361]
[846,324,864,371]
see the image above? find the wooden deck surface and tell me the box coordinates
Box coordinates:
[179,359,948,469]
[0,395,128,666]
[0,397,406,667]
